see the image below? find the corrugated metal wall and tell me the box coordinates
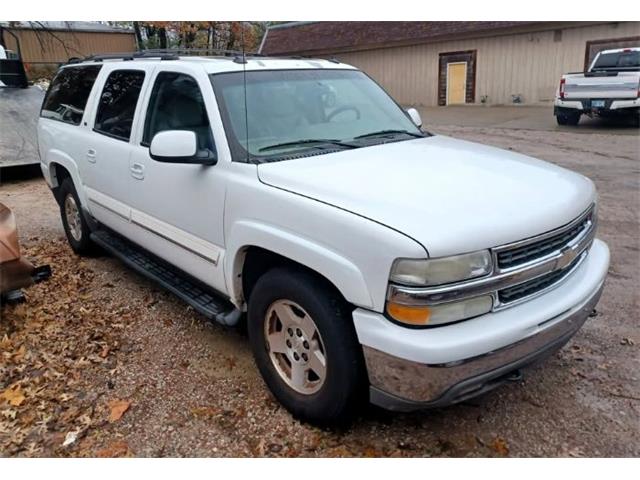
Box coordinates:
[3,28,136,64]
[335,22,640,106]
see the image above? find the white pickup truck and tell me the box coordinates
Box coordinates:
[38,51,609,424]
[555,47,640,125]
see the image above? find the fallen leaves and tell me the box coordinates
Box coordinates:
[1,385,26,407]
[13,345,27,362]
[1,409,17,420]
[491,436,510,456]
[107,399,131,423]
[95,440,131,458]
[191,406,222,419]
[62,431,79,447]
[224,356,237,370]
[0,238,135,456]
[0,334,12,349]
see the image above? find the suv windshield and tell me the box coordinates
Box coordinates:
[210,69,424,162]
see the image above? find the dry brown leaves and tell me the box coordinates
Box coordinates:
[491,436,510,456]
[95,440,131,458]
[0,384,26,406]
[107,399,130,423]
[0,238,144,457]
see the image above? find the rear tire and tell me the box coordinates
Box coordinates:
[247,267,365,425]
[59,178,96,255]
[556,111,580,126]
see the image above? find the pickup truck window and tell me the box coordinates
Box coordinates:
[142,72,215,152]
[94,70,146,141]
[41,65,102,126]
[211,69,422,162]
[592,50,640,71]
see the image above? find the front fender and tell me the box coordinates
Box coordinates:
[225,219,373,309]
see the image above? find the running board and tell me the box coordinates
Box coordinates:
[90,229,241,326]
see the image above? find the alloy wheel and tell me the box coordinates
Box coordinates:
[264,299,327,395]
[64,194,82,242]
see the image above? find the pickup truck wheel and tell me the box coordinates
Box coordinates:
[59,178,95,255]
[556,112,580,126]
[248,267,365,425]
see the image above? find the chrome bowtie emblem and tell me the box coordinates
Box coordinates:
[556,247,577,270]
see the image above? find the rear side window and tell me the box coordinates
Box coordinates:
[94,70,146,141]
[41,65,102,126]
[142,72,214,152]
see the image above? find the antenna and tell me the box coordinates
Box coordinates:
[241,23,250,163]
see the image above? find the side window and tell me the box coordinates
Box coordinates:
[142,72,214,152]
[40,65,102,126]
[94,70,145,141]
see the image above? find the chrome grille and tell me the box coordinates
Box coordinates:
[498,254,583,304]
[496,208,593,270]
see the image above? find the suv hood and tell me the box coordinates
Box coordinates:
[257,135,595,257]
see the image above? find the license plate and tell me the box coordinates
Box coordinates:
[592,100,605,108]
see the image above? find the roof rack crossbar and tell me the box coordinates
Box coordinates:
[66,48,261,64]
[140,48,247,57]
[65,49,341,65]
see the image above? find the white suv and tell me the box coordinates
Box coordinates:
[38,52,609,424]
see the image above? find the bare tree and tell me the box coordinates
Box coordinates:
[133,21,143,50]
[29,21,83,58]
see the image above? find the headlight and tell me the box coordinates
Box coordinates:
[390,250,493,286]
[387,295,493,327]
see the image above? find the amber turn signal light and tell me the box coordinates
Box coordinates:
[386,302,431,326]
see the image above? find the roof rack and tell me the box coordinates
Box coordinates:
[66,48,260,64]
[65,49,339,65]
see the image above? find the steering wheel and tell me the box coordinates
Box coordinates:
[327,106,361,122]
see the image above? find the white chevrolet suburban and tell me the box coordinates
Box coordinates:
[555,47,640,126]
[38,51,609,424]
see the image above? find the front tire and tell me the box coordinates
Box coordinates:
[59,178,96,255]
[247,267,365,425]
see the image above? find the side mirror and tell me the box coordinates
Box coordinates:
[149,130,216,165]
[406,107,422,128]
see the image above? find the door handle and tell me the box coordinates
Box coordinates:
[87,149,96,163]
[130,162,145,180]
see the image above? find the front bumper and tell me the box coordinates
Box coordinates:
[354,239,609,411]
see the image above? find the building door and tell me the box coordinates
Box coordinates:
[446,62,467,105]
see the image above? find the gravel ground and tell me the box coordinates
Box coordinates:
[1,125,638,457]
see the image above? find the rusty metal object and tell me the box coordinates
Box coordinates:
[0,202,50,299]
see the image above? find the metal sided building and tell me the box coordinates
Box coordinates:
[259,21,640,106]
[0,21,136,77]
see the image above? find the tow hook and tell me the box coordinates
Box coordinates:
[589,309,598,318]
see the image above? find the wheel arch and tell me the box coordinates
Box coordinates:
[46,151,85,206]
[225,221,374,311]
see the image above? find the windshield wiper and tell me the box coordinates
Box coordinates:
[354,129,424,140]
[258,139,356,152]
